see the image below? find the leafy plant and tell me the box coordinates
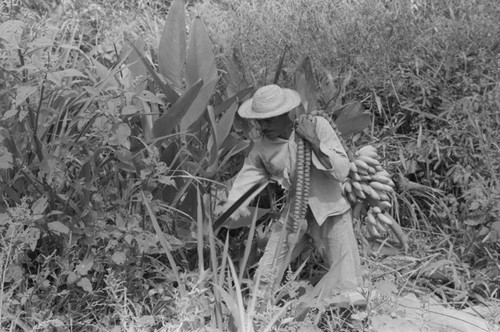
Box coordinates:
[1,0,500,330]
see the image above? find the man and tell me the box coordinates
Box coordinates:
[224,84,362,302]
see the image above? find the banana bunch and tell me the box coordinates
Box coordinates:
[306,111,405,243]
[342,145,396,237]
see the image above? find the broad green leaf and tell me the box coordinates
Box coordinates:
[464,215,487,226]
[21,227,40,251]
[273,44,288,84]
[122,104,141,115]
[224,54,248,96]
[374,279,398,295]
[328,70,353,111]
[0,213,10,225]
[91,58,120,89]
[32,196,48,215]
[223,51,249,97]
[48,221,70,234]
[67,271,78,284]
[125,36,147,92]
[153,79,203,138]
[158,0,186,89]
[0,69,11,113]
[112,123,131,149]
[206,106,219,169]
[115,149,132,163]
[135,90,164,105]
[137,316,155,328]
[214,102,238,150]
[77,277,93,292]
[318,69,338,110]
[178,185,198,229]
[185,17,218,87]
[134,232,157,254]
[2,108,18,120]
[1,184,20,202]
[157,175,175,186]
[0,145,13,169]
[180,79,217,132]
[127,40,179,104]
[207,88,252,160]
[220,134,249,153]
[15,85,38,106]
[47,69,86,86]
[334,102,372,137]
[75,257,94,276]
[295,56,316,113]
[5,265,23,282]
[218,136,250,172]
[206,98,240,172]
[111,251,126,265]
[213,87,253,118]
[0,20,24,49]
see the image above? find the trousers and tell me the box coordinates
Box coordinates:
[255,208,362,299]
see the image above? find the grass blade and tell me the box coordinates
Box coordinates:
[196,185,205,273]
[228,257,251,332]
[239,197,260,280]
[141,191,185,296]
[207,206,223,328]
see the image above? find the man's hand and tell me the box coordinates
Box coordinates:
[296,116,333,169]
[296,116,320,146]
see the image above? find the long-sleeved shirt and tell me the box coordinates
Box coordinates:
[226,116,351,226]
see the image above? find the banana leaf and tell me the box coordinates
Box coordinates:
[334,101,372,137]
[153,79,203,138]
[295,56,317,114]
[158,0,186,89]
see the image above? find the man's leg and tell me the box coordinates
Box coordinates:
[255,216,308,300]
[308,209,362,292]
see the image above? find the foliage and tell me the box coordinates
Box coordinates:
[194,0,500,233]
[1,0,500,331]
[0,0,249,329]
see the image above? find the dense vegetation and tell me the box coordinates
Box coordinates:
[0,0,499,331]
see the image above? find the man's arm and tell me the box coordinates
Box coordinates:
[224,147,269,218]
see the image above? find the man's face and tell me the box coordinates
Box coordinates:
[257,113,291,140]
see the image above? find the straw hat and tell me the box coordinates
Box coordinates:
[238,85,301,119]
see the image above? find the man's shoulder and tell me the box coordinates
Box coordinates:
[247,136,266,157]
[313,115,331,127]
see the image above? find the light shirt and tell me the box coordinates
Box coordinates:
[227,116,351,226]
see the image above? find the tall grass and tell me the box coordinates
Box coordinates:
[192,0,500,228]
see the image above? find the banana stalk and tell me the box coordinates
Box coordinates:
[272,127,311,292]
[289,135,311,245]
